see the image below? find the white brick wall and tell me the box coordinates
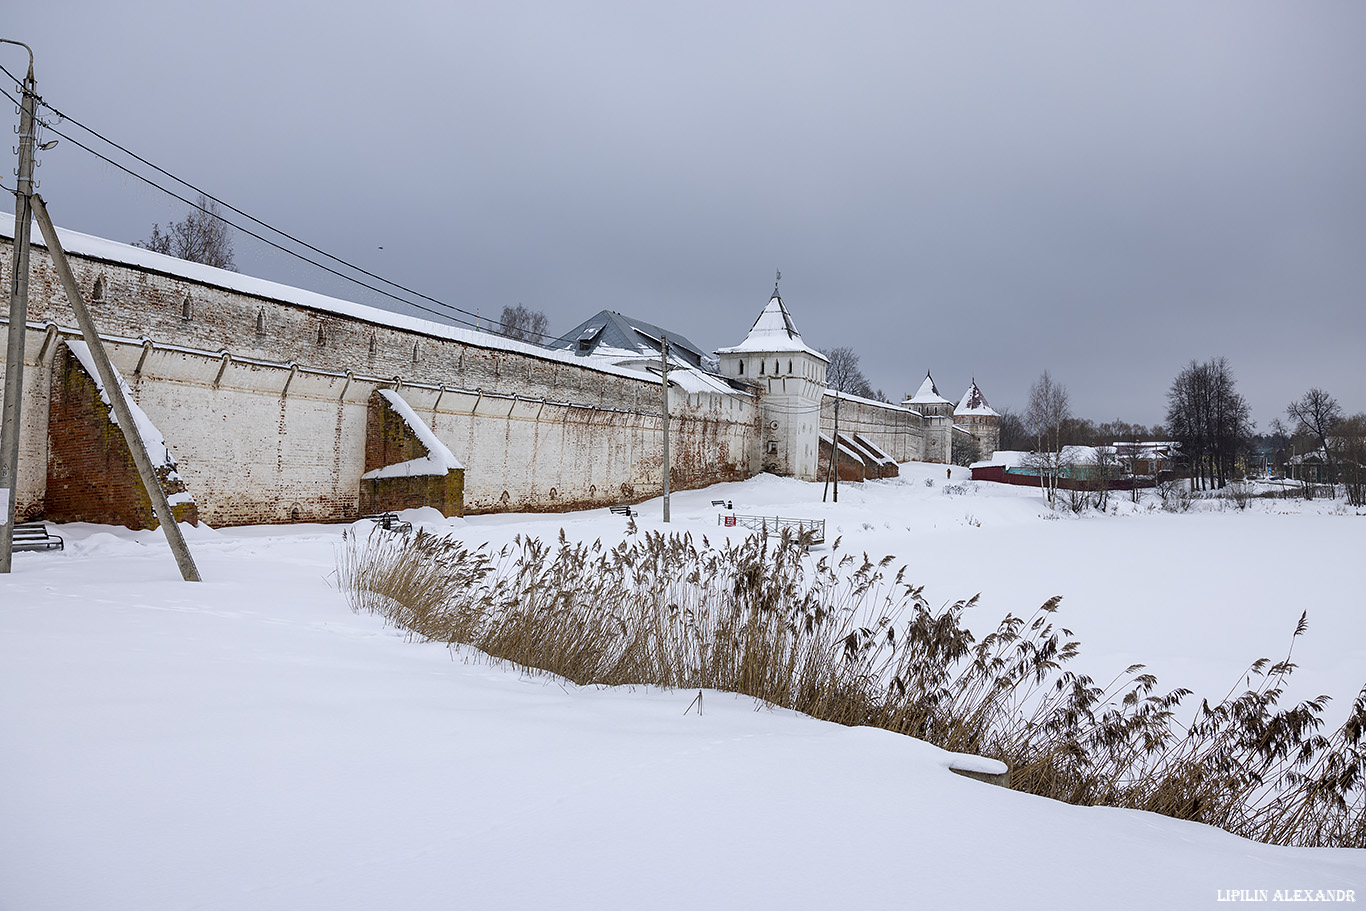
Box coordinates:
[2,238,759,525]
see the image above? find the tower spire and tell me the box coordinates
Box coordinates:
[774,269,781,298]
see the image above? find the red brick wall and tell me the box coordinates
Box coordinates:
[45,346,199,529]
[359,390,464,517]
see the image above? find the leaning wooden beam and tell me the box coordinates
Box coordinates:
[30,194,201,582]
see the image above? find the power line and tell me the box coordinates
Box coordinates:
[0,67,558,344]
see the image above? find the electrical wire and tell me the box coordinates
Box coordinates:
[0,65,557,343]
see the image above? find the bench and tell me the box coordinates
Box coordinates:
[363,512,413,534]
[608,505,637,518]
[711,499,734,509]
[11,522,64,552]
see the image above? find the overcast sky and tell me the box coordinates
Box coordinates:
[5,1,1363,428]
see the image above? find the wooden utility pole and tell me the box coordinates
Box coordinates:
[0,41,37,573]
[31,195,201,581]
[661,334,670,523]
[823,393,840,503]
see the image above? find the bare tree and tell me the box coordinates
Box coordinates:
[996,408,1029,451]
[1166,358,1251,490]
[1286,388,1343,490]
[497,304,550,344]
[1335,413,1366,507]
[1088,446,1119,512]
[135,194,236,270]
[1024,370,1071,508]
[819,346,876,398]
[951,433,981,467]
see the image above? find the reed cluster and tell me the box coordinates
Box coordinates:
[335,523,1363,848]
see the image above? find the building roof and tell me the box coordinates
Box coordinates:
[907,373,952,406]
[715,293,827,360]
[955,379,998,417]
[550,310,708,369]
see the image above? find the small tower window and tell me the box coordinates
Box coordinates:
[181,295,193,320]
[317,324,326,346]
[255,309,266,335]
[92,276,106,302]
[412,342,419,363]
[368,333,377,357]
[738,360,744,376]
[759,361,765,375]
[788,359,793,374]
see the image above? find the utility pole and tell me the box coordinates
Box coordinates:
[30,196,200,581]
[823,393,841,503]
[0,40,37,574]
[661,334,670,523]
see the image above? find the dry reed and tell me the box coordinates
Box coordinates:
[335,524,1364,848]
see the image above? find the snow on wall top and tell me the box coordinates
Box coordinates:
[2,211,749,397]
[972,446,1114,470]
[823,388,918,415]
[362,389,464,480]
[955,380,999,417]
[65,339,177,474]
[907,373,951,405]
[715,294,827,360]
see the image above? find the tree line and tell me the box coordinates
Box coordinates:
[997,359,1363,507]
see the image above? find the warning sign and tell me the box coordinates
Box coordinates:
[724,516,736,527]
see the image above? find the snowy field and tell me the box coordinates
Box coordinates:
[2,462,1363,910]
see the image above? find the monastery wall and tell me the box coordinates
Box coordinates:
[819,393,926,464]
[1,235,758,526]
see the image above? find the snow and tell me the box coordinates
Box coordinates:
[955,379,999,417]
[820,432,866,463]
[361,389,463,479]
[715,294,827,359]
[908,373,953,405]
[825,387,917,413]
[974,447,1110,469]
[974,449,1029,469]
[2,465,1363,909]
[855,433,895,464]
[65,339,175,471]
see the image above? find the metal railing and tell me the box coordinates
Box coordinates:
[718,513,825,544]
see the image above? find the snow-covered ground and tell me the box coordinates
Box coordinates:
[2,463,1362,909]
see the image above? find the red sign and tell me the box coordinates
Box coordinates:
[724,516,736,527]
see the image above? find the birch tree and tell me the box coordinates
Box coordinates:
[1024,370,1071,508]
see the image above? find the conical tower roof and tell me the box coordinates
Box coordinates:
[907,372,952,406]
[955,378,999,416]
[716,291,827,360]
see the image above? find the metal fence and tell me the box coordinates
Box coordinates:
[718,513,825,544]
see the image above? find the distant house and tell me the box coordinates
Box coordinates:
[970,445,1162,491]
[1285,449,1332,484]
[1112,442,1178,477]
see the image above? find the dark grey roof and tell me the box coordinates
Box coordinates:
[550,310,708,368]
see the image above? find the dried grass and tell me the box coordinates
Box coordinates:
[335,524,1364,848]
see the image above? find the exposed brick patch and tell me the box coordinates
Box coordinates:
[818,435,869,483]
[45,345,199,530]
[359,390,464,517]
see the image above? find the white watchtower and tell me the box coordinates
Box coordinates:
[716,281,828,479]
[905,372,954,464]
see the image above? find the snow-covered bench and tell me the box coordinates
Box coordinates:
[363,513,413,534]
[11,522,64,552]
